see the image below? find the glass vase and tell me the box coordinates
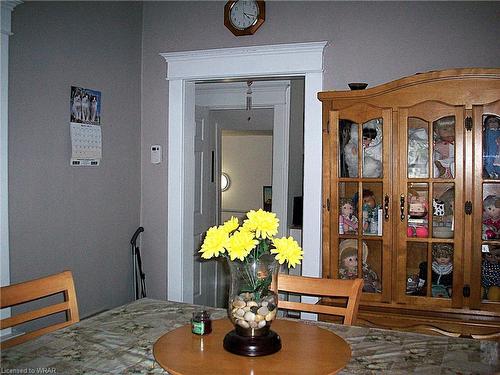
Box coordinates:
[223,253,281,356]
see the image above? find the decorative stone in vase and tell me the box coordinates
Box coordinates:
[223,254,281,356]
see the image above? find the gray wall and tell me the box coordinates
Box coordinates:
[141,1,500,299]
[8,1,500,312]
[9,2,142,317]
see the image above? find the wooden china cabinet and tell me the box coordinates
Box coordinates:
[318,69,500,339]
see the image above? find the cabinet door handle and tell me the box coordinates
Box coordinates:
[384,194,390,221]
[463,284,471,297]
[400,194,405,222]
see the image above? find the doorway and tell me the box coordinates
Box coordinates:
[161,42,326,303]
[194,80,289,307]
[216,109,275,308]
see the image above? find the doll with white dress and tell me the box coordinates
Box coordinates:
[344,124,359,178]
[362,119,383,178]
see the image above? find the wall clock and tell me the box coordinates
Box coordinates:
[224,1,265,36]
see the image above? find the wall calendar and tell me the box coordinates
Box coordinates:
[69,86,102,166]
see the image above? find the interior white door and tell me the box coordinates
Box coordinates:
[193,105,217,306]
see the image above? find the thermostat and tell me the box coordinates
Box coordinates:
[151,145,162,164]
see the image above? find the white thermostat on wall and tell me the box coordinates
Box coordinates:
[151,145,162,164]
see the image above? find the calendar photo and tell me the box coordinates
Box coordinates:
[70,86,101,125]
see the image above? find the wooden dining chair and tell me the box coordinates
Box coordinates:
[275,274,363,325]
[0,270,80,349]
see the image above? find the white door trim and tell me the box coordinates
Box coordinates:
[161,42,327,302]
[1,0,22,337]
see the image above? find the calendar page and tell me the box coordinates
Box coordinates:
[69,86,102,166]
[70,123,102,166]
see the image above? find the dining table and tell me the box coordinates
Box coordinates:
[1,298,498,374]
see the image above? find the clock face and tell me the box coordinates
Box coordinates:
[230,1,259,30]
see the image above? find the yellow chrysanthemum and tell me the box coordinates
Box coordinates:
[221,216,239,234]
[242,209,279,239]
[199,226,228,259]
[271,236,303,268]
[226,230,259,261]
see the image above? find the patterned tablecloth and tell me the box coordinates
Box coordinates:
[1,298,498,374]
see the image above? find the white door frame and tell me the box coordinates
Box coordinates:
[161,42,327,302]
[1,0,22,336]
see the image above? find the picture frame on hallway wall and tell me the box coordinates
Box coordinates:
[263,186,272,212]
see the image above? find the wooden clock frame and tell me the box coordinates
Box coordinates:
[224,1,265,36]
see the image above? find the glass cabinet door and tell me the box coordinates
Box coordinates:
[472,101,500,312]
[398,102,464,307]
[330,104,392,303]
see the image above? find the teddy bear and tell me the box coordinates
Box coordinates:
[482,194,500,240]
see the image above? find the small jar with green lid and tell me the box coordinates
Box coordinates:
[191,310,212,335]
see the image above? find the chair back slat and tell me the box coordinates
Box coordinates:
[2,302,71,329]
[276,274,363,325]
[2,321,74,349]
[0,270,79,349]
[278,300,349,317]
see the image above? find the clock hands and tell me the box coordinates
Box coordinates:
[244,12,256,18]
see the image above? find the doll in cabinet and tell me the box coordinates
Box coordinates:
[362,120,383,178]
[361,189,382,235]
[407,195,429,238]
[419,244,454,298]
[338,239,381,293]
[482,194,500,240]
[339,198,358,235]
[481,245,500,301]
[483,115,500,179]
[433,116,455,178]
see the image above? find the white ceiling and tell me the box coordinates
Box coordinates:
[212,108,274,132]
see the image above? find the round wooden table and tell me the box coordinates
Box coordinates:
[153,318,351,375]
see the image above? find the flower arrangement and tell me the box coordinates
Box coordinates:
[199,209,303,269]
[200,209,303,341]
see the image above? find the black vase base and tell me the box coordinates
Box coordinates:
[223,329,281,357]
